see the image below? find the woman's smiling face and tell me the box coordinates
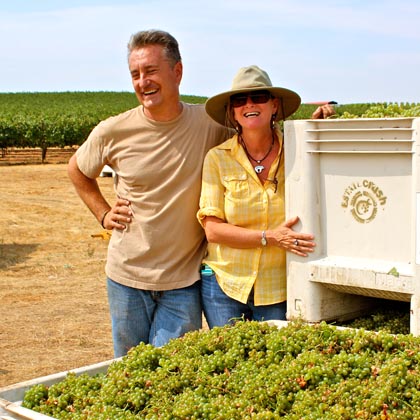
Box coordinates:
[231,92,279,131]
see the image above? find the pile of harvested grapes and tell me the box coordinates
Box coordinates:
[340,306,410,335]
[22,319,419,419]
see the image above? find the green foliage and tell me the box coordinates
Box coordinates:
[0,92,209,154]
[290,102,420,120]
[0,92,138,151]
[22,320,420,419]
[179,94,207,104]
[1,93,420,154]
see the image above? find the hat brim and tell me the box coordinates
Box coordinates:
[205,86,301,127]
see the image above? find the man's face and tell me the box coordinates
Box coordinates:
[128,44,182,118]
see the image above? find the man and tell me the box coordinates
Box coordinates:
[68,30,227,357]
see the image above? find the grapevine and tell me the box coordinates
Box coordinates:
[1,95,420,153]
[0,92,207,152]
[22,320,420,419]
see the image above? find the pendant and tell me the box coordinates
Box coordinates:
[255,165,265,174]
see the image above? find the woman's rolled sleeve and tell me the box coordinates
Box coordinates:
[197,150,226,226]
[197,206,225,226]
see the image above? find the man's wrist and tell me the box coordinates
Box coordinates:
[100,209,110,229]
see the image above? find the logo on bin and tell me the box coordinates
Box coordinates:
[341,180,387,223]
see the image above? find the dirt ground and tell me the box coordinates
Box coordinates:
[0,163,116,388]
[1,160,410,392]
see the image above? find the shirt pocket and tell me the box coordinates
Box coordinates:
[223,172,249,202]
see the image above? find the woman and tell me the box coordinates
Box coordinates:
[197,65,316,328]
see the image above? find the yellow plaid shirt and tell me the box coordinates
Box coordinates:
[197,131,286,305]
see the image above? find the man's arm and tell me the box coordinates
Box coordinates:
[67,154,131,230]
[67,154,111,225]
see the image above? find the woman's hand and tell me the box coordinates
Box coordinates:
[267,216,315,257]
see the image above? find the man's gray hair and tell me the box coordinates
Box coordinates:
[127,29,182,67]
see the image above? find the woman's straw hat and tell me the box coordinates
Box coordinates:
[205,65,301,127]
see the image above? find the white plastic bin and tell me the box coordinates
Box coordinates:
[284,117,420,335]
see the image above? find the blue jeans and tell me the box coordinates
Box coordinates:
[107,278,202,357]
[201,271,287,328]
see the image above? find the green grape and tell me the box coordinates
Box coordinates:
[22,320,420,419]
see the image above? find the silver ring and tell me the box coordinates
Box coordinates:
[294,239,299,246]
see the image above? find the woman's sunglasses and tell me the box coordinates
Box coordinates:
[230,90,272,108]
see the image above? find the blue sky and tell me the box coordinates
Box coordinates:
[1,0,419,104]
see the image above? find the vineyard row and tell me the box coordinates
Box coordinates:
[1,92,419,159]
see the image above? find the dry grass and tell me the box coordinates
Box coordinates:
[0,163,115,387]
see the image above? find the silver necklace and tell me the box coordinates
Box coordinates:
[241,134,275,174]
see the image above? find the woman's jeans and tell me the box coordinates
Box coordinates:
[107,278,202,357]
[201,271,287,328]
